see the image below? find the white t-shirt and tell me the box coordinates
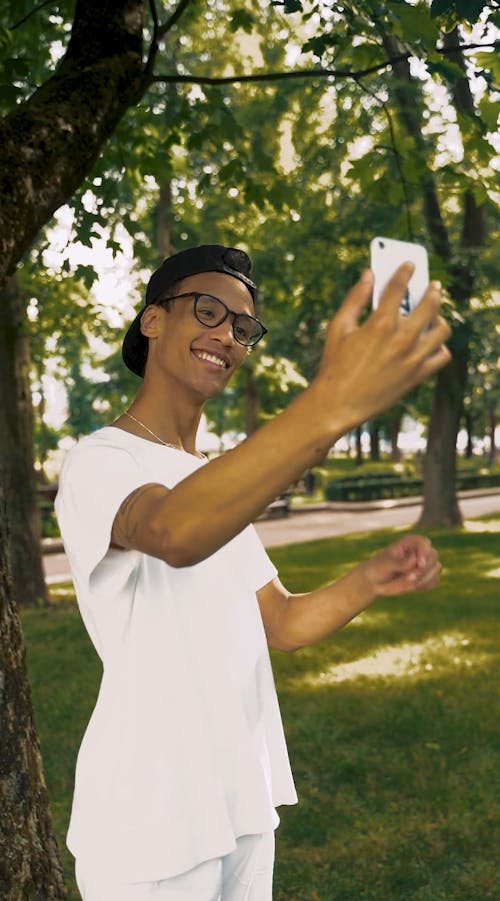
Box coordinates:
[55,427,297,883]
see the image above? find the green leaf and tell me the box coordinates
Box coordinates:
[474,51,500,84]
[431,0,486,22]
[302,34,339,59]
[4,57,31,78]
[229,10,255,34]
[74,265,99,290]
[427,59,465,84]
[0,26,13,52]
[272,0,303,13]
[478,96,500,133]
[0,81,22,105]
[390,1,440,46]
[430,0,453,16]
[455,0,486,24]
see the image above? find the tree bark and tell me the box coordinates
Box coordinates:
[417,348,468,528]
[355,426,363,466]
[244,367,259,436]
[487,403,496,466]
[388,410,403,462]
[464,409,474,459]
[0,276,47,607]
[369,420,380,461]
[155,180,174,262]
[0,468,66,898]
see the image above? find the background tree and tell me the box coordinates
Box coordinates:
[279,0,498,524]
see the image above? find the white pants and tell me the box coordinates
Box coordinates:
[75,832,275,901]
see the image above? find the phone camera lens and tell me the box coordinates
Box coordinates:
[379,241,385,249]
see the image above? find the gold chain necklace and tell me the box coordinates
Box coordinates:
[123,411,207,460]
[123,411,178,447]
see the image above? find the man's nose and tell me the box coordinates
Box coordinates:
[209,315,236,344]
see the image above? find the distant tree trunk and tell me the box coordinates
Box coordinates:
[34,360,51,475]
[388,410,403,461]
[369,420,380,461]
[0,457,66,897]
[0,276,47,608]
[417,354,467,528]
[155,179,174,262]
[487,403,496,465]
[244,367,259,436]
[355,426,363,466]
[464,409,474,458]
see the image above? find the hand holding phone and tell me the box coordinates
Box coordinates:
[370,237,429,314]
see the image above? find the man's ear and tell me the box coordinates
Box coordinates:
[139,305,163,338]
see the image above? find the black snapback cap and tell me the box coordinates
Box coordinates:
[122,245,257,377]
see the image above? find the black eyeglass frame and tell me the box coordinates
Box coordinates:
[161,291,268,347]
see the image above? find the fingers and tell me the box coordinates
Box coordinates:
[375,261,417,321]
[385,535,443,593]
[413,559,442,591]
[409,280,443,330]
[376,267,451,347]
[331,269,374,334]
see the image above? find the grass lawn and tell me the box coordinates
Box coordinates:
[22,519,500,900]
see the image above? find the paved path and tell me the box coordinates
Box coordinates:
[255,491,500,548]
[43,490,500,585]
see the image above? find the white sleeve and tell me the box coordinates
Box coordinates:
[241,524,278,592]
[55,441,146,584]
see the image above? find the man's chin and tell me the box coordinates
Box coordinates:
[192,373,233,403]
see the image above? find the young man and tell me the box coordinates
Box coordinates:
[56,244,451,900]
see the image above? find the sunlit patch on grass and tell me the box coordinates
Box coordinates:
[48,582,76,604]
[299,633,489,686]
[464,518,500,533]
[487,567,500,578]
[343,610,393,627]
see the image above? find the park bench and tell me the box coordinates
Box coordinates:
[262,494,291,518]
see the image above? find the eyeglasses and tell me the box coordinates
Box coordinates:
[165,292,267,347]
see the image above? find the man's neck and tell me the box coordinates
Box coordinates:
[118,382,204,455]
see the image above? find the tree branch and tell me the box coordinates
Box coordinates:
[150,41,498,87]
[10,0,54,30]
[145,0,193,77]
[441,28,487,303]
[157,0,193,39]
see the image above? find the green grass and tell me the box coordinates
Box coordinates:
[22,520,500,900]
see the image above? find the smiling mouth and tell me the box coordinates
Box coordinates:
[193,350,229,370]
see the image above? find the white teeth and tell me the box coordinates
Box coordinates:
[196,351,227,368]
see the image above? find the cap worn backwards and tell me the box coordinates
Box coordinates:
[122,244,257,378]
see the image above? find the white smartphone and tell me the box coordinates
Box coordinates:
[370,236,429,314]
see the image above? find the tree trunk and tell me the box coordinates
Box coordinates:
[244,368,259,436]
[0,461,66,897]
[417,355,467,528]
[355,426,363,466]
[34,371,51,476]
[388,410,403,462]
[155,179,174,262]
[464,409,474,459]
[0,276,47,607]
[369,420,380,462]
[487,403,496,465]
